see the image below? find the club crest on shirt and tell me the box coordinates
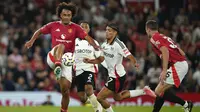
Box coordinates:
[68,28,72,33]
[61,34,66,39]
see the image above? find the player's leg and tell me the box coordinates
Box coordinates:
[59,77,71,112]
[76,74,88,104]
[53,44,65,79]
[84,72,102,112]
[59,64,73,112]
[97,87,114,112]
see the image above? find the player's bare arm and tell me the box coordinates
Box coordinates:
[83,56,104,64]
[126,55,139,70]
[85,35,100,50]
[159,46,169,84]
[24,29,42,49]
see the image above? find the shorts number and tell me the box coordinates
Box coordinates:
[87,74,92,82]
[105,77,113,86]
[166,71,171,78]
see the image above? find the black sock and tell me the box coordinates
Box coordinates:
[162,89,185,106]
[152,96,165,112]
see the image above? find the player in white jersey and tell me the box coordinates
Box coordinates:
[74,21,104,112]
[84,23,156,112]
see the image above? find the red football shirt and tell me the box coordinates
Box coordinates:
[150,32,186,64]
[40,21,87,52]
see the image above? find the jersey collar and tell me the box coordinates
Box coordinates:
[108,36,118,45]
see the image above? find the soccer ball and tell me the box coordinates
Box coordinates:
[62,52,74,66]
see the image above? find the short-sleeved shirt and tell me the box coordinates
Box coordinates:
[40,21,87,52]
[150,32,186,64]
[74,38,103,76]
[101,37,131,78]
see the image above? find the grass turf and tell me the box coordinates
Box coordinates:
[0,106,200,112]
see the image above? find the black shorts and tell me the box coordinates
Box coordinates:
[75,71,96,92]
[105,75,126,93]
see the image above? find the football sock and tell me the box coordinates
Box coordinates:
[162,89,185,106]
[88,94,98,108]
[129,89,145,97]
[105,106,114,112]
[152,96,165,112]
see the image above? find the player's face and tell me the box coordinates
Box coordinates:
[60,9,72,24]
[145,26,151,38]
[106,26,117,40]
[80,23,90,33]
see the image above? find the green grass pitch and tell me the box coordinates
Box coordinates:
[0,106,199,112]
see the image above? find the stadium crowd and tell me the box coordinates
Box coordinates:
[0,0,199,93]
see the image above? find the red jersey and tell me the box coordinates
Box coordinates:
[40,21,87,52]
[150,32,186,64]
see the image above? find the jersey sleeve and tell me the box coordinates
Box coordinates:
[117,41,131,58]
[75,25,87,39]
[151,35,165,49]
[40,22,54,34]
[94,41,103,58]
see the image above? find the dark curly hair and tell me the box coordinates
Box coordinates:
[56,2,77,18]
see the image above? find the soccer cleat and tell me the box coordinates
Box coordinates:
[54,66,62,80]
[143,86,156,98]
[184,101,193,112]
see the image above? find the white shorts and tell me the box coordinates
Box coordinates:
[46,47,72,82]
[165,61,188,87]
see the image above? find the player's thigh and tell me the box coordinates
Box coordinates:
[59,77,71,93]
[165,61,188,87]
[97,86,114,100]
[155,82,173,96]
[47,47,57,69]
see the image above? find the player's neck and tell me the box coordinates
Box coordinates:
[61,21,71,26]
[151,31,159,38]
[107,36,116,44]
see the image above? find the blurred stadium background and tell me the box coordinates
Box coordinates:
[0,0,200,112]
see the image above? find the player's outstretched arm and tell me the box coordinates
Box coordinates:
[85,36,100,50]
[83,56,104,64]
[126,55,139,70]
[24,29,42,49]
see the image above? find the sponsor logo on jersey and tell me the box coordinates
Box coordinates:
[104,52,114,58]
[75,49,92,53]
[61,34,66,39]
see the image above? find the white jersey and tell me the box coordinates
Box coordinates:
[101,37,131,78]
[74,38,103,76]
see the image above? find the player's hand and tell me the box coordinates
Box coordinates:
[93,45,100,51]
[24,40,34,49]
[159,70,167,85]
[83,58,90,63]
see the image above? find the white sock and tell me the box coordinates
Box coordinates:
[88,94,98,108]
[129,89,145,97]
[105,106,114,112]
[183,101,188,108]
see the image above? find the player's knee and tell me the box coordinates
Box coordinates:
[61,87,70,97]
[113,96,122,101]
[85,85,93,96]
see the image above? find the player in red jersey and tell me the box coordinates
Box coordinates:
[24,2,99,112]
[145,20,193,112]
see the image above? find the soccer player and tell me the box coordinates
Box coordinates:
[24,2,99,112]
[74,21,103,112]
[145,20,193,112]
[84,23,156,112]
